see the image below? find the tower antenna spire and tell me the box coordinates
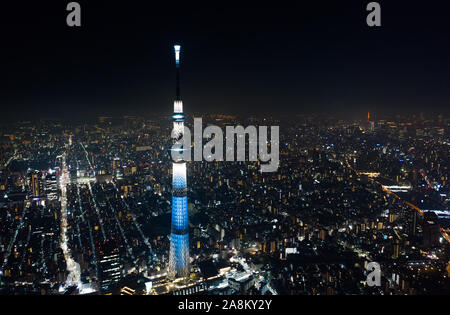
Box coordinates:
[174,45,181,100]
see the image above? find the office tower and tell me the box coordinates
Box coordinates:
[168,44,190,279]
[423,211,440,248]
[97,239,122,293]
[45,173,58,201]
[31,172,40,197]
[393,239,400,259]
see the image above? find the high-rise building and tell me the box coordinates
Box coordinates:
[97,239,122,293]
[31,172,40,197]
[423,211,440,248]
[393,239,400,259]
[45,173,58,201]
[168,44,190,279]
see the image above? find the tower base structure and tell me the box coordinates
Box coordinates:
[168,232,190,280]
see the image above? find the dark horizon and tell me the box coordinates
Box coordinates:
[1,1,450,122]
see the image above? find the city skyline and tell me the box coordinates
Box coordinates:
[1,111,449,296]
[0,0,450,299]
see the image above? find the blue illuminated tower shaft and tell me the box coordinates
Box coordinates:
[168,45,190,279]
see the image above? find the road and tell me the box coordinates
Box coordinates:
[110,181,155,258]
[59,152,82,289]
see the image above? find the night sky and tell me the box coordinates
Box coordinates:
[1,1,450,121]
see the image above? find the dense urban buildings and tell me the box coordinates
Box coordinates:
[0,111,449,295]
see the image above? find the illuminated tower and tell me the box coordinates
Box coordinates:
[168,44,190,279]
[367,112,374,132]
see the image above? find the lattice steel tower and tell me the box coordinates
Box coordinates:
[168,44,190,279]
